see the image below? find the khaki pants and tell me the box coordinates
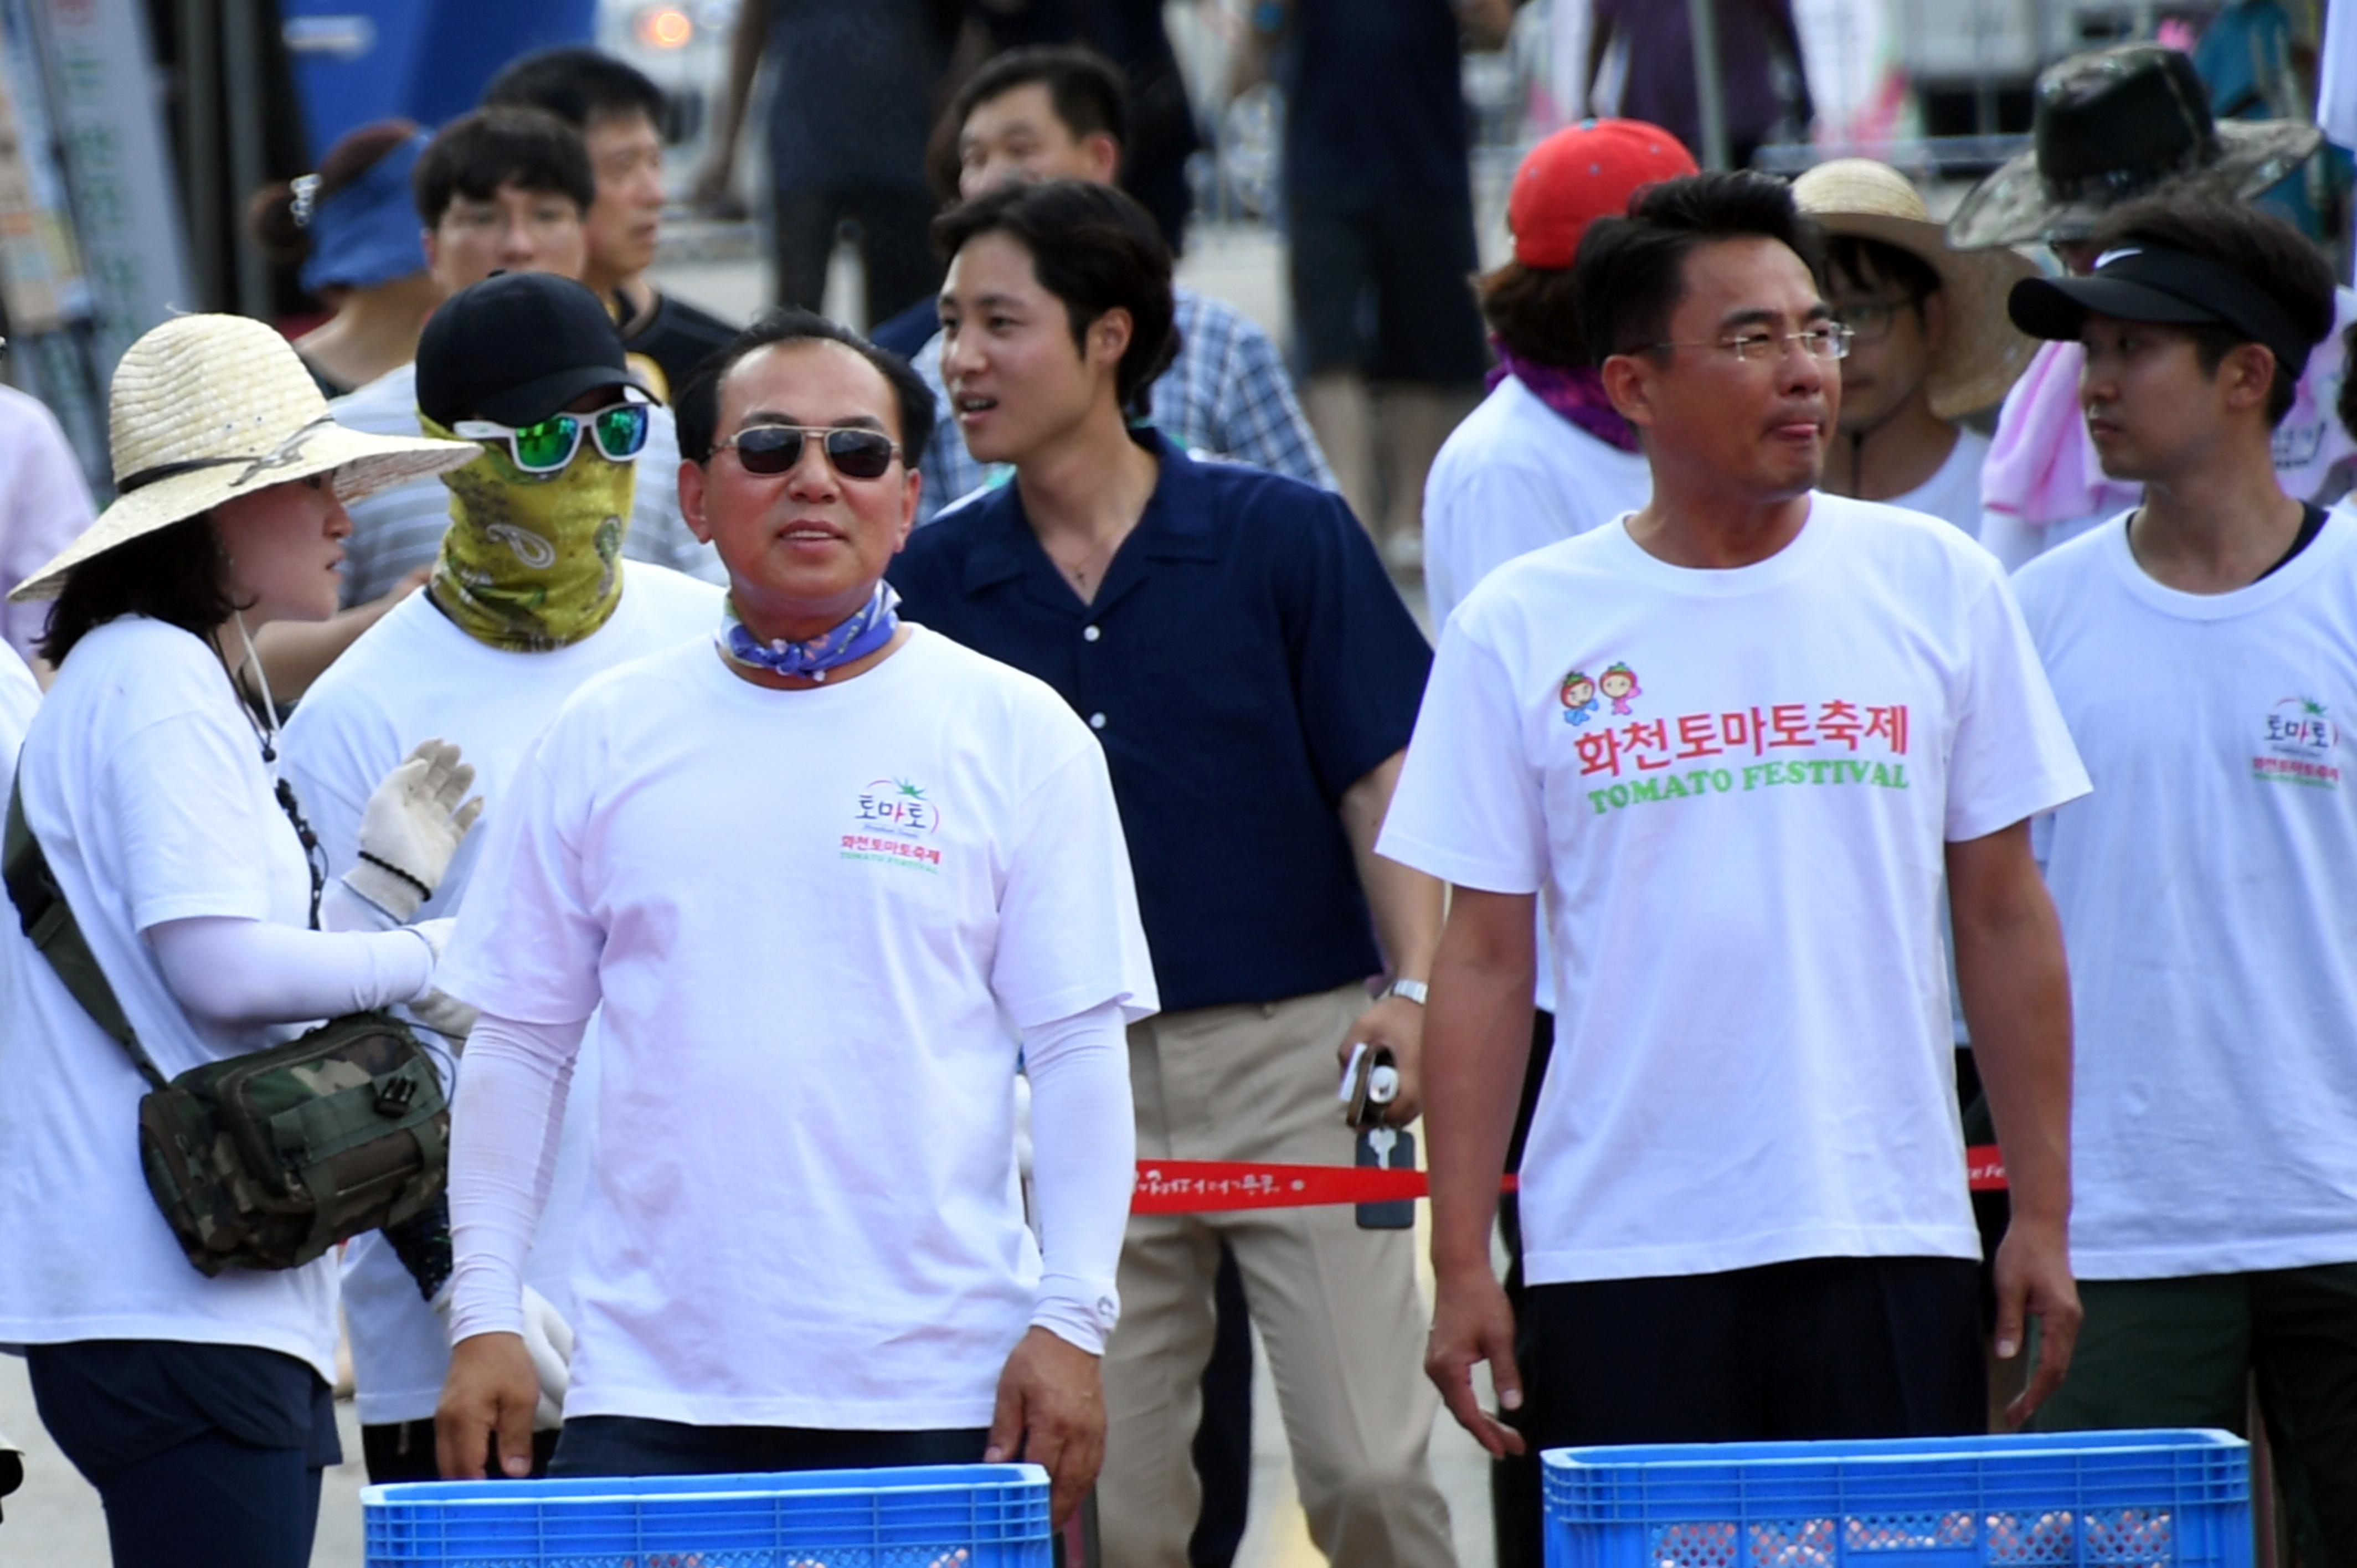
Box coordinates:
[1100,983,1458,1568]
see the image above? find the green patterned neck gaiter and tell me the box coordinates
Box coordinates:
[423,411,634,651]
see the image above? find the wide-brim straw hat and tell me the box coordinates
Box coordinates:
[10,313,476,602]
[1947,43,2320,250]
[1793,158,2041,420]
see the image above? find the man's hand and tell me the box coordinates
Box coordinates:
[1340,992,1425,1125]
[984,1327,1104,1527]
[1425,1261,1525,1457]
[1992,1215,2081,1427]
[437,1333,540,1479]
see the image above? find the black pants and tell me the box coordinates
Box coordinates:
[549,1415,989,1477]
[770,180,941,324]
[1516,1255,1987,1450]
[362,1417,561,1483]
[26,1339,340,1568]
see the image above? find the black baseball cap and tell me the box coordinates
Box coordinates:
[416,271,655,427]
[2008,244,2323,381]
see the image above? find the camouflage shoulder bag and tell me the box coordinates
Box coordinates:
[3,775,449,1277]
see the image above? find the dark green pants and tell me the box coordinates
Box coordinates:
[2034,1267,2357,1563]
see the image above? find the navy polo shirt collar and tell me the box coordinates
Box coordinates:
[954,428,1216,612]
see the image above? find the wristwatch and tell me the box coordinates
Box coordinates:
[1385,977,1429,1005]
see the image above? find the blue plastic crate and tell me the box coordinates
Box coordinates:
[1542,1429,2248,1567]
[363,1461,1052,1567]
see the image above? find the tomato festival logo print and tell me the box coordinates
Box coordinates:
[2253,697,2341,790]
[842,777,945,870]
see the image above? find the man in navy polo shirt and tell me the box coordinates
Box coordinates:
[891,179,1457,1568]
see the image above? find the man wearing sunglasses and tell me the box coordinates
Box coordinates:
[1387,172,2090,1459]
[431,307,1151,1527]
[280,270,723,1484]
[892,179,1457,1568]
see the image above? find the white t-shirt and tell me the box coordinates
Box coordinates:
[330,363,725,605]
[0,385,95,662]
[2015,508,2357,1277]
[1378,494,2090,1283]
[1422,375,1653,1015]
[0,617,337,1378]
[0,642,39,758]
[1889,427,1990,537]
[437,628,1157,1427]
[1423,375,1653,631]
[281,564,722,1425]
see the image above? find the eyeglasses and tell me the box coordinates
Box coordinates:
[1646,324,1854,363]
[1830,297,1917,344]
[454,402,652,474]
[714,424,902,481]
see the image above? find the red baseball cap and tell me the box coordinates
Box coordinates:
[1509,119,1699,270]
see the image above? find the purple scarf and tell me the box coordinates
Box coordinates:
[1488,345,1640,455]
[717,581,900,682]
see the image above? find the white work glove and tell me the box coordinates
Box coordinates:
[403,918,478,1044]
[434,1281,574,1431]
[345,740,484,922]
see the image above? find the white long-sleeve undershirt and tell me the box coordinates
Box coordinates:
[146,910,435,1028]
[446,1000,1136,1355]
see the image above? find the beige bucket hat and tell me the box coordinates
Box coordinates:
[11,313,476,602]
[1793,158,2041,420]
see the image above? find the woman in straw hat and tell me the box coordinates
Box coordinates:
[0,314,480,1568]
[1792,157,2038,536]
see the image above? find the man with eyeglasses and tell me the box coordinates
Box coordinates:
[281,270,723,1484]
[1386,172,2091,1456]
[431,306,1151,1525]
[1792,159,2036,537]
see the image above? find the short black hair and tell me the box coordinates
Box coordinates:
[413,107,595,229]
[2092,189,2336,427]
[482,47,667,135]
[933,179,1178,415]
[950,45,1129,155]
[1574,171,1829,367]
[1824,234,1941,306]
[38,514,240,666]
[675,309,937,467]
[1475,260,1587,368]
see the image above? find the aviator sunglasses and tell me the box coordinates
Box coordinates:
[454,401,652,474]
[714,424,902,481]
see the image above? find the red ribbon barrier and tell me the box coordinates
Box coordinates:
[1131,1146,2009,1214]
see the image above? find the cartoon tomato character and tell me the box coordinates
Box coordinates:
[1560,670,1599,726]
[1599,662,1641,715]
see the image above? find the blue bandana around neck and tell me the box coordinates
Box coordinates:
[716,581,901,682]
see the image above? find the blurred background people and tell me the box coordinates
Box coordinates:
[1582,0,1814,168]
[247,121,438,399]
[1259,0,1502,573]
[915,45,1329,524]
[696,0,956,324]
[0,384,95,675]
[483,48,740,402]
[1950,44,2350,571]
[1792,158,2035,534]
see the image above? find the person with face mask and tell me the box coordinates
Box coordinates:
[280,270,723,1482]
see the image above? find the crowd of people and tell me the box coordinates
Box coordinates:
[0,15,2352,1568]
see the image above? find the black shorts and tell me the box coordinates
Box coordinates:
[1515,1254,1987,1451]
[1288,199,1488,386]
